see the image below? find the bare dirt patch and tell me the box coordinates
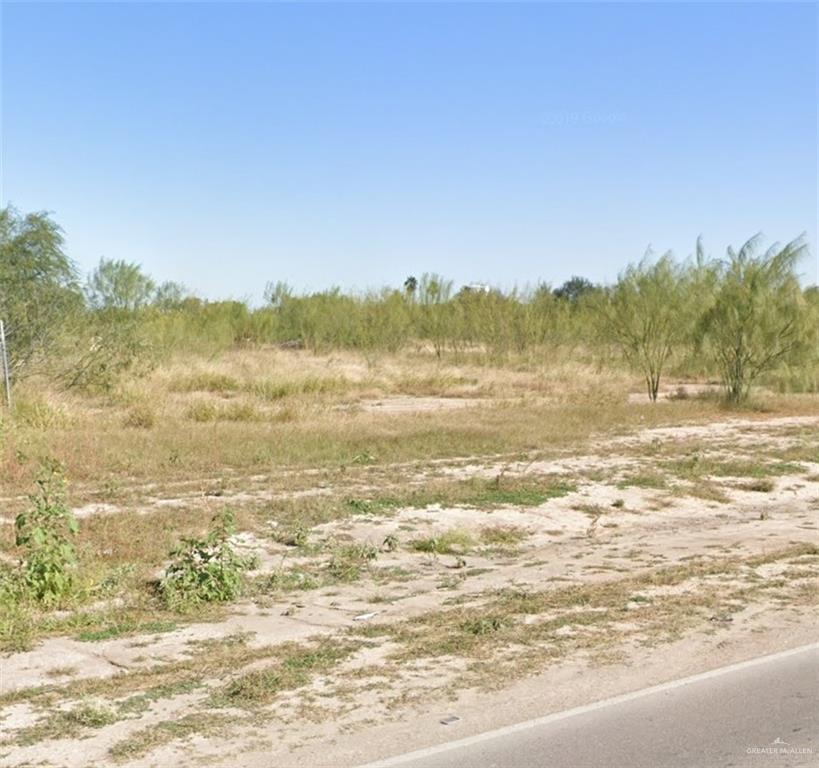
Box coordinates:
[2,412,817,767]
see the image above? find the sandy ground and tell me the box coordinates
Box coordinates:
[1,410,817,767]
[238,604,819,768]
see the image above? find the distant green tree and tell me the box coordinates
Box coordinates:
[554,276,597,303]
[701,234,810,403]
[0,206,83,376]
[418,273,454,358]
[263,281,293,309]
[404,275,418,299]
[152,281,188,310]
[86,258,156,311]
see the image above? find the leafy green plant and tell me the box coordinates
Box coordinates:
[14,460,79,605]
[160,508,257,609]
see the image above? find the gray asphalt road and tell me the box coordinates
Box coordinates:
[361,644,818,768]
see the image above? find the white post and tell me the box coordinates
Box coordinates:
[0,319,11,409]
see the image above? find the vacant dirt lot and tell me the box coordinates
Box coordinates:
[2,364,817,768]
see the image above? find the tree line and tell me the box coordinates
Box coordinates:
[1,205,816,403]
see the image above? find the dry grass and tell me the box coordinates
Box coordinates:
[108,713,232,762]
[0,350,660,487]
[5,349,817,508]
[2,347,818,765]
[354,543,819,675]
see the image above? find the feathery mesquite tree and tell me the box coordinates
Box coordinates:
[604,253,697,402]
[701,234,810,403]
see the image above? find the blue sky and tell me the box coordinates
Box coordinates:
[2,1,817,300]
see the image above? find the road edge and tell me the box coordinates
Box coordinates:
[357,641,819,768]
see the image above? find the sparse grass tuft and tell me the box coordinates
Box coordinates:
[247,376,347,401]
[212,639,358,708]
[618,472,668,490]
[343,477,576,518]
[411,528,475,556]
[17,699,119,745]
[169,372,240,393]
[122,402,156,429]
[12,396,73,429]
[667,455,803,481]
[185,400,218,422]
[109,713,231,761]
[184,400,261,423]
[272,523,310,548]
[742,478,775,493]
[327,542,379,582]
[479,524,529,549]
[265,567,321,592]
[75,620,177,642]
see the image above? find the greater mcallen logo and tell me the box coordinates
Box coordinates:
[746,736,813,756]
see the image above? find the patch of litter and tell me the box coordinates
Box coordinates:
[440,715,461,726]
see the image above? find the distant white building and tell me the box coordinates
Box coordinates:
[462,282,491,294]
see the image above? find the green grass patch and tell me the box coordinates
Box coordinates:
[345,477,576,517]
[666,455,802,481]
[109,713,230,761]
[211,639,358,708]
[76,620,178,643]
[264,568,322,592]
[617,472,668,490]
[411,528,475,555]
[479,524,529,549]
[17,699,119,745]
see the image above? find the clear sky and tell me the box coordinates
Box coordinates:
[1,1,817,301]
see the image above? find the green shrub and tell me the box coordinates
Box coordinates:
[14,460,79,605]
[160,508,257,609]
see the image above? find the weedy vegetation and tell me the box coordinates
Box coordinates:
[1,206,818,764]
[160,508,258,610]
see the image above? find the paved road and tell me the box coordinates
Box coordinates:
[360,644,818,768]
